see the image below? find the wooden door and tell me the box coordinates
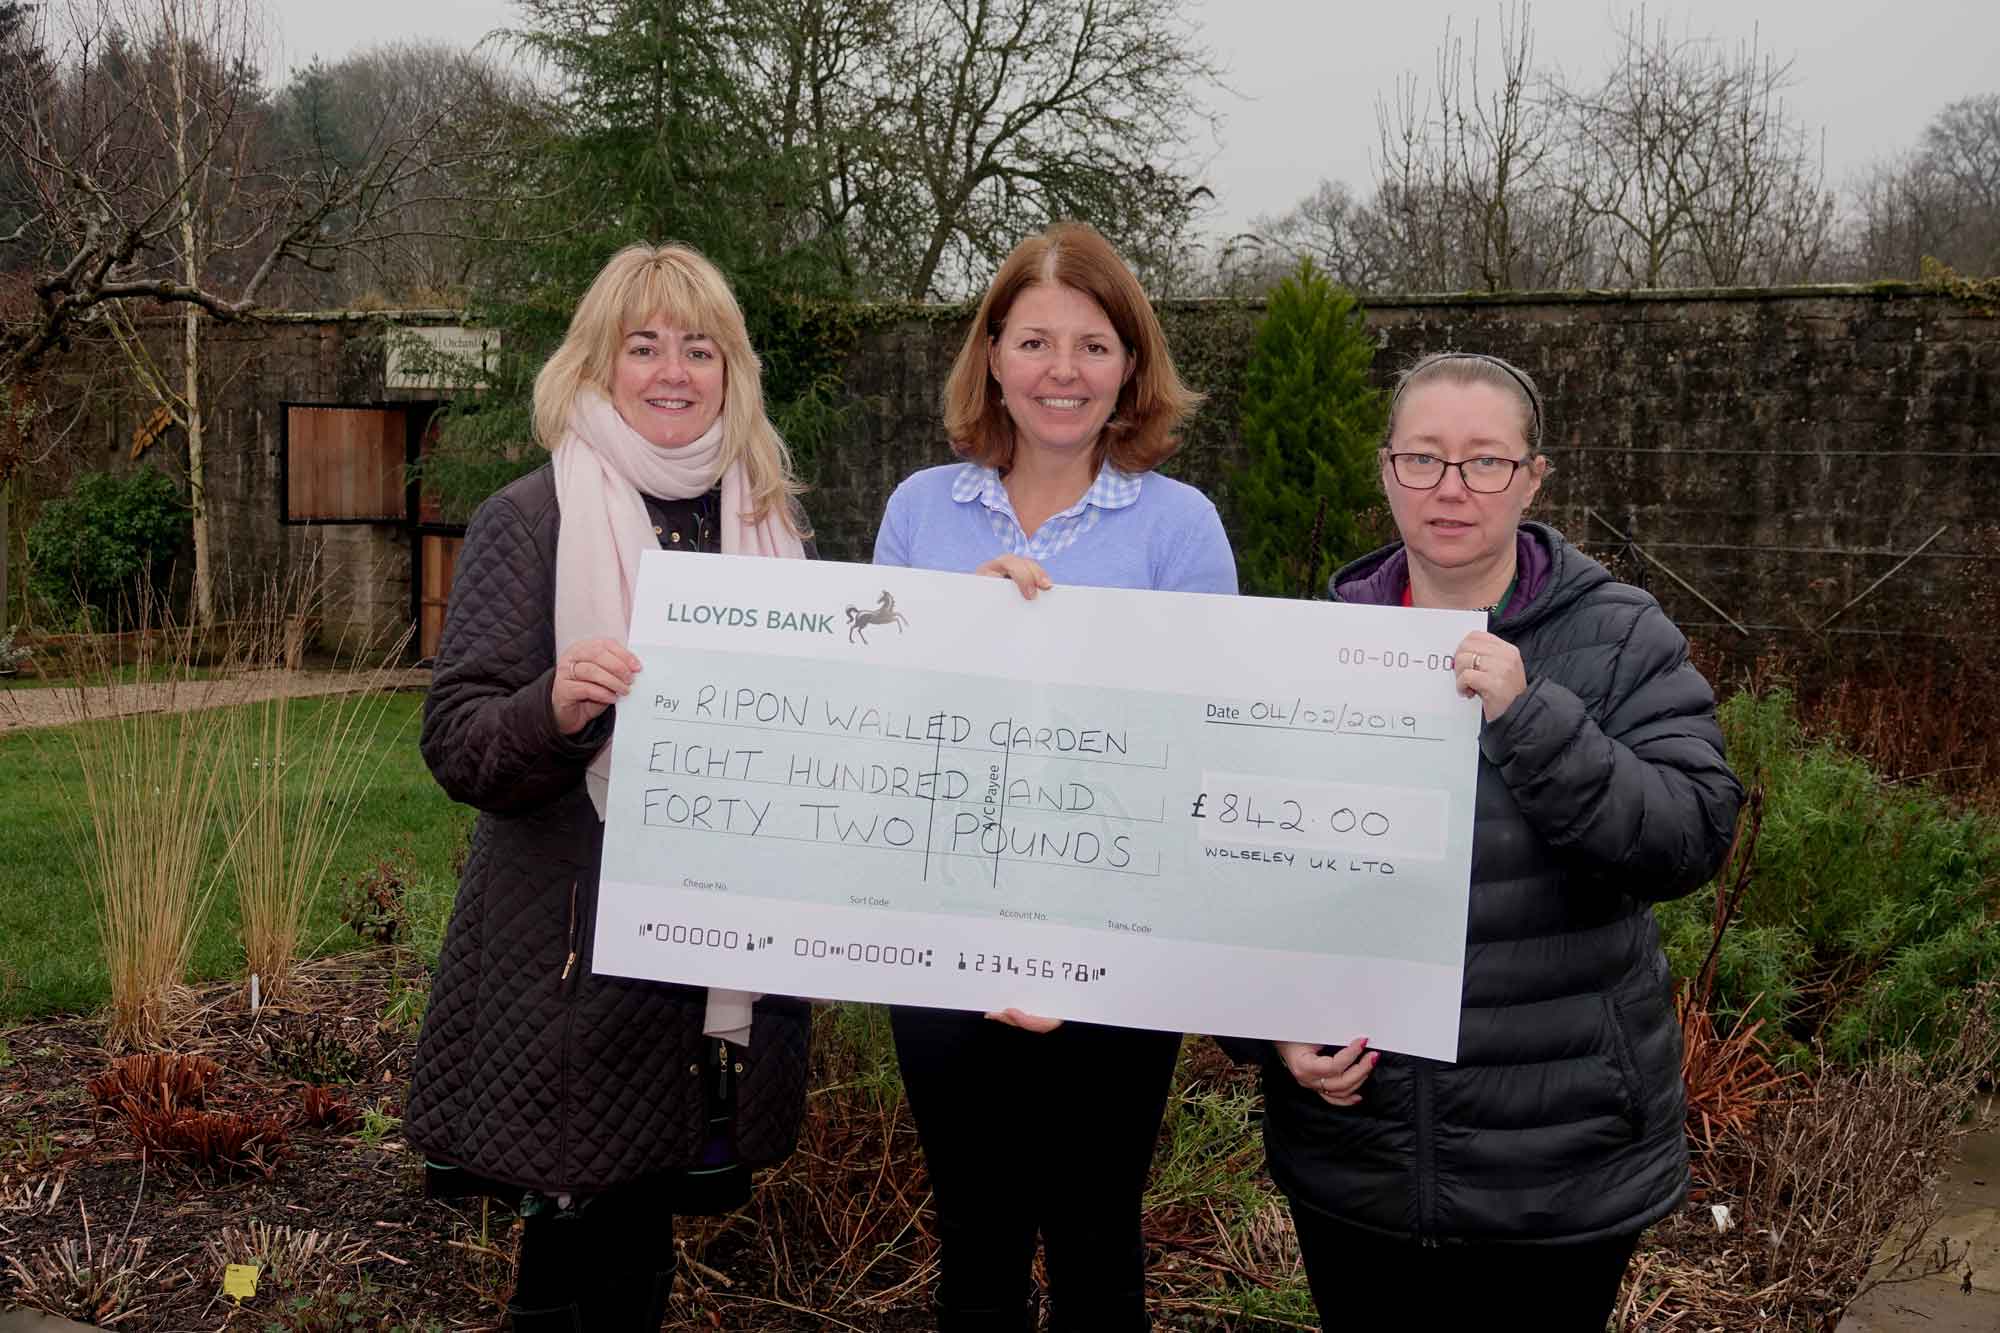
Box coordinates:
[419,533,464,660]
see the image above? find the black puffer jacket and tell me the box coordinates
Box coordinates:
[404,465,811,1196]
[1263,522,1742,1244]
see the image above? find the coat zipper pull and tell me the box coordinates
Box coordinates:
[559,879,581,984]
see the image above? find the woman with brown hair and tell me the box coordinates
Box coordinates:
[872,222,1258,1333]
[406,242,815,1331]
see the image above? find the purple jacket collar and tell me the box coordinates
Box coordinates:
[1334,525,1554,624]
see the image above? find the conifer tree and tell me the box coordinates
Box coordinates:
[1229,259,1386,598]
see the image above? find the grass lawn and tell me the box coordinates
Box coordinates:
[0,690,471,1023]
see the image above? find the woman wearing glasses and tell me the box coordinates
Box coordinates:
[1253,352,1743,1330]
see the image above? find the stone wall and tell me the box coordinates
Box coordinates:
[816,286,2000,664]
[22,286,1998,666]
[18,312,453,655]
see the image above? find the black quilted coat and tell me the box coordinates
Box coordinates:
[404,465,811,1196]
[1262,523,1742,1245]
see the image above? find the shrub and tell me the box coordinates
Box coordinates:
[1659,690,2000,1062]
[1632,988,1997,1330]
[262,1015,368,1085]
[26,467,188,625]
[340,851,413,946]
[1227,258,1386,598]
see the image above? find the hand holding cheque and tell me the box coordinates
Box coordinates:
[590,549,1486,1061]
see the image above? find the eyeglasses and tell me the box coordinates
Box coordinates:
[1387,452,1526,493]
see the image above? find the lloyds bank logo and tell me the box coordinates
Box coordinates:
[844,590,909,644]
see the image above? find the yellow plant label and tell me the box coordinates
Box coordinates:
[223,1264,260,1299]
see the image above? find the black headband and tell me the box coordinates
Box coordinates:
[1391,352,1543,449]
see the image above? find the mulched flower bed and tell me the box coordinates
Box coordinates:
[0,957,499,1330]
[7,949,1980,1331]
[0,955,939,1332]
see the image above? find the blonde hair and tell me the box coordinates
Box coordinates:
[532,242,807,534]
[943,222,1201,473]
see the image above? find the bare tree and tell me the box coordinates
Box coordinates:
[1250,180,1394,294]
[1849,94,2000,279]
[2,6,510,369]
[1370,63,1466,292]
[1674,34,1833,284]
[732,0,903,292]
[1443,4,1592,290]
[263,41,530,305]
[0,0,507,619]
[1270,4,1589,295]
[1559,11,1833,287]
[1924,95,2000,237]
[1249,5,1843,298]
[879,0,1224,300]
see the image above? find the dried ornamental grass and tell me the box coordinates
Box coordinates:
[50,606,242,1049]
[1,1204,169,1327]
[226,579,414,1003]
[202,1219,368,1290]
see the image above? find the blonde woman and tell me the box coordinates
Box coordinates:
[406,243,814,1332]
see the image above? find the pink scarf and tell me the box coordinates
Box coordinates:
[552,387,805,1042]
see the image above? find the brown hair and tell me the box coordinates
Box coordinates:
[942,222,1201,473]
[1383,351,1546,456]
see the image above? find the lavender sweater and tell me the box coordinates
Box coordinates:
[872,462,1238,594]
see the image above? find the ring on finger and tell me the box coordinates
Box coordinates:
[1470,652,1483,671]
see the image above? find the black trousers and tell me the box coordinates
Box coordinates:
[507,1181,676,1332]
[1288,1200,1639,1333]
[891,1005,1182,1333]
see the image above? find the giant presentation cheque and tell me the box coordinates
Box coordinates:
[593,551,1485,1060]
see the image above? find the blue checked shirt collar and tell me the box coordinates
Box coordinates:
[950,461,1142,560]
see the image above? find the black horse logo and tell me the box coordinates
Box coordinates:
[845,590,909,644]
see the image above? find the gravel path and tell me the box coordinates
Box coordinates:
[0,668,431,732]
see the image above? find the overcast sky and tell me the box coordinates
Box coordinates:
[261,0,2000,235]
